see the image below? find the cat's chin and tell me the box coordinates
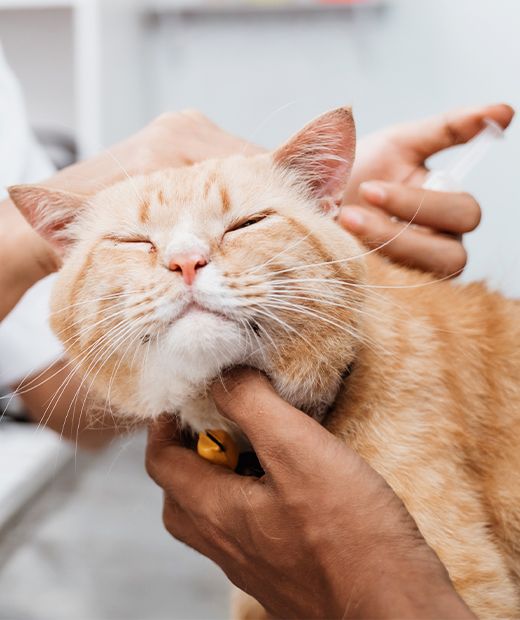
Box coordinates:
[126,311,253,428]
[134,312,253,444]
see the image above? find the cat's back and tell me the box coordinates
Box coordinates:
[362,255,519,408]
[331,256,520,504]
[326,258,520,617]
[328,259,520,472]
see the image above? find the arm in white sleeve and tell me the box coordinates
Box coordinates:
[0,274,63,387]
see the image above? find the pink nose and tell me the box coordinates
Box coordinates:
[167,252,208,285]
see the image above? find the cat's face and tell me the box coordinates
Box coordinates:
[10,108,367,430]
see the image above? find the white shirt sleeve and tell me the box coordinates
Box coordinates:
[0,42,63,387]
[0,275,63,386]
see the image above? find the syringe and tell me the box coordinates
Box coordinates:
[423,118,504,191]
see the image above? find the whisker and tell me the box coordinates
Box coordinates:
[270,270,463,291]
[266,288,415,327]
[0,312,140,426]
[266,291,385,323]
[48,289,147,318]
[251,306,322,359]
[244,231,313,276]
[262,300,361,342]
[34,318,139,435]
[9,297,158,398]
[260,300,388,358]
[239,319,267,364]
[103,323,146,423]
[105,149,146,205]
[0,297,146,417]
[69,320,144,442]
[263,191,430,279]
[240,100,297,156]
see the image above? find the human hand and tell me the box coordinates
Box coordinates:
[1,110,260,318]
[339,104,514,275]
[43,110,261,197]
[146,369,474,620]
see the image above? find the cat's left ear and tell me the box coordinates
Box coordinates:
[8,184,87,253]
[273,107,356,206]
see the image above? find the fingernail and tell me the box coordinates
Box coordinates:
[340,207,365,231]
[360,181,387,206]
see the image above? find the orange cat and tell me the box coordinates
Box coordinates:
[10,108,520,619]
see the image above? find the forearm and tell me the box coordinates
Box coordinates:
[0,197,58,319]
[355,562,476,620]
[17,360,119,450]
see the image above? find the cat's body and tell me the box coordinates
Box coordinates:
[9,108,520,618]
[330,256,520,618]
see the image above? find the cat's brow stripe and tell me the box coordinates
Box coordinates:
[139,198,150,224]
[203,171,218,199]
[220,185,231,212]
[157,190,165,206]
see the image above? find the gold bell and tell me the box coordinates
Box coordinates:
[197,429,239,471]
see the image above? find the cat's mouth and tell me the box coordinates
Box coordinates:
[172,301,229,324]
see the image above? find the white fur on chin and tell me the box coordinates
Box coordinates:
[138,309,251,438]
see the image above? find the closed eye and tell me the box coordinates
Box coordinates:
[226,212,271,234]
[105,235,156,251]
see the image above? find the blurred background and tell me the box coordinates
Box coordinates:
[0,0,518,618]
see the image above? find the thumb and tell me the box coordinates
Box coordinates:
[211,368,329,468]
[393,103,514,161]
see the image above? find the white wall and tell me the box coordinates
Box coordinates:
[147,0,520,295]
[0,8,75,133]
[0,1,146,157]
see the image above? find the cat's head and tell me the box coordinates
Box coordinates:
[10,108,367,430]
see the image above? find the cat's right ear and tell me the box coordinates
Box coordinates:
[8,184,87,253]
[273,107,356,206]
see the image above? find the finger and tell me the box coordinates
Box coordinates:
[147,419,267,557]
[162,497,245,574]
[339,206,468,276]
[146,419,246,515]
[392,103,514,160]
[161,492,237,574]
[147,414,183,453]
[359,182,481,233]
[210,368,331,469]
[161,496,216,557]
